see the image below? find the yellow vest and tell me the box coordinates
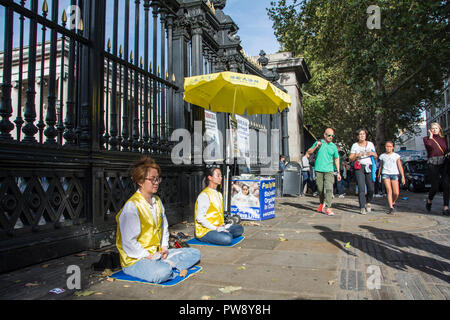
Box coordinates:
[116,191,163,268]
[195,187,224,238]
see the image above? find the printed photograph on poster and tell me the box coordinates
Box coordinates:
[231,180,260,208]
[204,110,222,163]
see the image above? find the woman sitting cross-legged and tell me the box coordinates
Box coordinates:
[195,167,244,245]
[116,157,201,283]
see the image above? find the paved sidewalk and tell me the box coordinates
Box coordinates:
[0,190,449,300]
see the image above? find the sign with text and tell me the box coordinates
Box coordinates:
[230,178,275,221]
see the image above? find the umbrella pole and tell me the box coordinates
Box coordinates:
[224,87,238,218]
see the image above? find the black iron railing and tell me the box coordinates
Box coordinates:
[0,0,286,272]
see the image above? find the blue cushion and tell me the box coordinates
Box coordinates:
[109,265,202,287]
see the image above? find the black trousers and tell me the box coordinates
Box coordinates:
[354,164,374,209]
[428,163,449,207]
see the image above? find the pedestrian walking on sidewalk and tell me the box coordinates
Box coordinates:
[116,157,201,284]
[378,141,405,215]
[307,128,341,216]
[423,123,449,216]
[301,153,314,196]
[349,129,378,215]
[195,167,244,245]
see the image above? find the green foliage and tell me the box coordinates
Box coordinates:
[268,0,450,152]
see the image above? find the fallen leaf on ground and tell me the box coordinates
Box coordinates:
[106,277,115,282]
[219,286,242,294]
[94,292,103,295]
[344,242,352,248]
[368,219,377,222]
[201,295,211,300]
[237,266,246,271]
[179,269,188,277]
[101,269,113,277]
[25,282,39,287]
[328,280,335,285]
[74,291,95,297]
[279,237,288,242]
[41,264,49,268]
[123,285,130,288]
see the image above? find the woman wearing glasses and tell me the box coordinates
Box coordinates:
[349,129,378,215]
[195,167,244,245]
[116,157,201,283]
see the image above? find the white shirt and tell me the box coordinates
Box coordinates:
[350,141,376,166]
[196,188,222,231]
[118,192,169,260]
[379,152,401,175]
[301,156,310,171]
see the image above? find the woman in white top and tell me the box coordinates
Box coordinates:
[195,167,244,245]
[349,129,378,215]
[378,141,405,215]
[116,157,201,283]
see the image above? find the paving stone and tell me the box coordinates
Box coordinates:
[436,285,450,299]
[237,250,338,271]
[340,257,347,270]
[357,271,365,291]
[426,284,447,300]
[395,273,415,300]
[378,285,401,300]
[238,239,280,250]
[194,262,337,298]
[348,270,356,290]
[340,270,347,290]
[275,239,340,255]
[348,256,355,270]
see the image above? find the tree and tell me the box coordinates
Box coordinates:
[268,0,450,153]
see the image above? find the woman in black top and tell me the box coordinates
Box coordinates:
[423,123,449,216]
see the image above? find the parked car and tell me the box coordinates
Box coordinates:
[402,160,431,192]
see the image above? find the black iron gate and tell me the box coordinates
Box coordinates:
[0,0,286,273]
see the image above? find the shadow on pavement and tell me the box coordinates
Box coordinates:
[360,225,450,261]
[314,226,450,284]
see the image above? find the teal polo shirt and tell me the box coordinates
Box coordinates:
[312,139,339,173]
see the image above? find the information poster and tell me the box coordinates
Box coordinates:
[235,115,250,169]
[204,110,222,163]
[230,178,276,221]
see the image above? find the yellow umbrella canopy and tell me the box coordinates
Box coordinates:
[183,71,291,115]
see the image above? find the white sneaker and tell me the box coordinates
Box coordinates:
[360,208,367,215]
[338,194,345,198]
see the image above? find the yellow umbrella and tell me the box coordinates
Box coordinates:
[183,71,291,115]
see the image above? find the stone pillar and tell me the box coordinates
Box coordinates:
[266,52,311,163]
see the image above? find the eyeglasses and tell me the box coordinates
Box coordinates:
[145,176,162,184]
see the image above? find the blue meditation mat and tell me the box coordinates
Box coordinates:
[109,265,202,287]
[185,236,245,247]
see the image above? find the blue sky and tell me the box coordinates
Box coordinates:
[223,0,281,57]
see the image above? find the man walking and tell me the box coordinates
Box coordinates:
[307,128,341,216]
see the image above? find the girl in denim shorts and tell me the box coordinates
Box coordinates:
[378,141,406,215]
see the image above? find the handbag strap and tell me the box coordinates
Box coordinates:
[430,138,445,155]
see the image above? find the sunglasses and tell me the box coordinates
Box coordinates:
[327,134,335,138]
